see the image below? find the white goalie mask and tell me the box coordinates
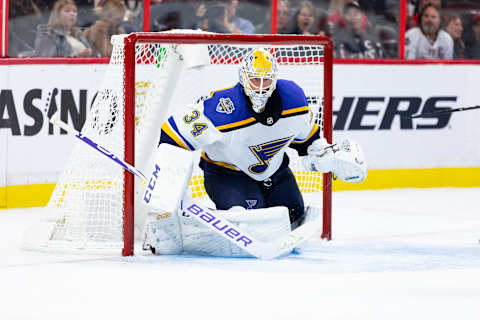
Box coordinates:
[239,48,279,113]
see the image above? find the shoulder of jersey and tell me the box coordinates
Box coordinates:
[439,29,453,42]
[276,79,310,118]
[202,83,255,132]
[405,27,420,37]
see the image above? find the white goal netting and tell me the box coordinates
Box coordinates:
[23,31,331,255]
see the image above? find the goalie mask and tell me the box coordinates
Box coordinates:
[239,48,279,113]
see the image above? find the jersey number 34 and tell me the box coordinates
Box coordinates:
[191,123,208,137]
[183,110,208,137]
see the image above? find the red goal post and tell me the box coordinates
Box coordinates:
[122,32,333,256]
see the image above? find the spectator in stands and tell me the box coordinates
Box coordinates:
[277,0,292,33]
[327,0,346,31]
[333,1,384,58]
[444,13,465,59]
[225,0,256,34]
[34,0,92,57]
[84,0,126,57]
[463,14,480,59]
[376,24,398,58]
[202,0,255,34]
[316,8,331,36]
[405,4,453,59]
[36,0,96,27]
[121,0,143,32]
[326,0,370,36]
[150,0,200,32]
[288,0,302,17]
[203,2,236,33]
[8,0,43,57]
[421,0,442,9]
[407,0,443,30]
[256,0,291,34]
[192,2,208,30]
[287,1,316,35]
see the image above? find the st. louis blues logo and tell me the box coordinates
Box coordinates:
[216,98,235,114]
[248,136,292,174]
[245,200,257,209]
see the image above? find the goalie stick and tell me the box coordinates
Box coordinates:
[404,105,480,119]
[50,114,148,182]
[49,113,322,259]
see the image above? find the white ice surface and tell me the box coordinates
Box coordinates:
[1,188,479,320]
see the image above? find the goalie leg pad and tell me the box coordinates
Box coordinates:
[292,205,323,253]
[141,144,193,255]
[180,205,291,257]
[142,210,183,255]
[142,143,193,211]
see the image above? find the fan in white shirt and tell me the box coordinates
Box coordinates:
[405,4,453,59]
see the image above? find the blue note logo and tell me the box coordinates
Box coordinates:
[248,136,292,174]
[246,200,257,209]
[216,98,235,114]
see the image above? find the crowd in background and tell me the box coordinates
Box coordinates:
[8,0,142,57]
[6,0,480,59]
[405,0,480,59]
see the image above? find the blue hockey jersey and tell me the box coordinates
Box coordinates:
[160,79,321,181]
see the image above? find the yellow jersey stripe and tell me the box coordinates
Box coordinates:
[216,117,256,131]
[291,124,319,144]
[201,152,240,171]
[281,106,309,116]
[161,122,191,150]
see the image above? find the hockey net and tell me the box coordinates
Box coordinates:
[24,31,333,256]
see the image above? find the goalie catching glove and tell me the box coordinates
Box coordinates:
[302,137,367,182]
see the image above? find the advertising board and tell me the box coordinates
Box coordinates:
[1,63,479,207]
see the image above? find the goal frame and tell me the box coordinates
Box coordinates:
[122,33,333,256]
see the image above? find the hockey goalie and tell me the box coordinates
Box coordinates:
[142,48,367,258]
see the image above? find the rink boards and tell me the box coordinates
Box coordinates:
[1,63,480,208]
